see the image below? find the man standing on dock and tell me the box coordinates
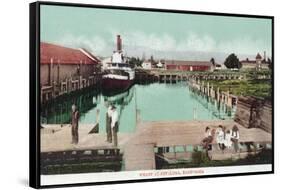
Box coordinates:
[111,106,119,146]
[71,104,80,144]
[106,104,113,143]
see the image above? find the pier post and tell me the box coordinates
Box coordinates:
[96,109,100,125]
[217,87,220,102]
[136,109,141,124]
[202,81,205,94]
[193,107,197,120]
[226,91,232,107]
[207,82,210,97]
[211,85,214,98]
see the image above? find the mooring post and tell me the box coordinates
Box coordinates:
[193,107,197,120]
[202,81,205,94]
[226,90,231,107]
[96,109,100,126]
[217,87,220,102]
[207,82,210,97]
[136,109,141,124]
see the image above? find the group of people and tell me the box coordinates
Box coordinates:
[70,103,240,153]
[202,124,240,152]
[70,103,119,146]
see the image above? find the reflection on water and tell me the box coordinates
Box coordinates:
[41,82,236,133]
[41,89,100,124]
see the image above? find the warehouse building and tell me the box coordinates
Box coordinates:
[40,42,101,103]
[165,60,214,71]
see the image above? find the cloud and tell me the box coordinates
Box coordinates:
[176,32,216,52]
[110,30,270,56]
[57,31,271,59]
[58,34,107,56]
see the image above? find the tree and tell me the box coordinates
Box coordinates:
[210,57,215,66]
[267,58,272,69]
[128,57,142,67]
[224,53,242,69]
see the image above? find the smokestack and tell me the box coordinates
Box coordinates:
[117,35,122,52]
[264,51,266,61]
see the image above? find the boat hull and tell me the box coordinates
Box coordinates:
[101,77,134,94]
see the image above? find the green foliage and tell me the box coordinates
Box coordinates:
[210,57,215,66]
[191,149,210,165]
[206,79,271,98]
[128,57,142,67]
[224,53,242,69]
[267,58,272,69]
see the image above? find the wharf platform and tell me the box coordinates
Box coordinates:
[41,120,271,172]
[41,124,132,153]
[123,120,271,171]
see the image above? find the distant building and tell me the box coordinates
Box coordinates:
[214,63,222,71]
[165,60,213,71]
[142,60,152,70]
[40,42,101,102]
[156,60,164,68]
[240,52,270,70]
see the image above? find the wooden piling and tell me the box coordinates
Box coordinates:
[136,109,141,124]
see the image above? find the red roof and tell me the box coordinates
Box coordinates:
[40,42,100,65]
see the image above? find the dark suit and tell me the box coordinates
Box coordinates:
[106,113,112,143]
[71,110,79,144]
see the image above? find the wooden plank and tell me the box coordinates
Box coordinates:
[124,143,155,171]
[41,120,271,171]
[41,124,132,152]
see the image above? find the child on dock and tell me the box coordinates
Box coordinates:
[224,130,232,148]
[231,125,240,152]
[202,127,213,150]
[216,125,225,150]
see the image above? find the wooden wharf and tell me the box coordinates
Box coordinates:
[41,120,271,172]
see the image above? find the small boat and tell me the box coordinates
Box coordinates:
[101,35,135,94]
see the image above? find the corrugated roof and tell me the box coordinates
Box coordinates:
[40,42,100,65]
[165,60,212,66]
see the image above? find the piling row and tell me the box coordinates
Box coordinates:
[135,70,246,84]
[41,74,101,103]
[187,77,238,109]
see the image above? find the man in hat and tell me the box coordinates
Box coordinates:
[106,104,113,143]
[231,125,240,152]
[71,104,80,144]
[111,105,119,146]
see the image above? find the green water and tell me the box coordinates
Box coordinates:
[41,83,235,133]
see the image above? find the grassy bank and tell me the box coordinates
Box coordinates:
[206,79,272,99]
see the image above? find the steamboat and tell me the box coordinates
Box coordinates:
[101,35,135,94]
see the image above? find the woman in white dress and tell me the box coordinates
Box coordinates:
[216,125,225,150]
[224,130,232,148]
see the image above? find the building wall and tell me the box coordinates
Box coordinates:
[142,62,152,70]
[166,64,210,71]
[40,63,99,86]
[241,63,269,70]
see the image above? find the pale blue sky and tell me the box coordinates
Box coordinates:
[40,5,272,59]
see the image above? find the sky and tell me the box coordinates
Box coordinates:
[40,5,272,61]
